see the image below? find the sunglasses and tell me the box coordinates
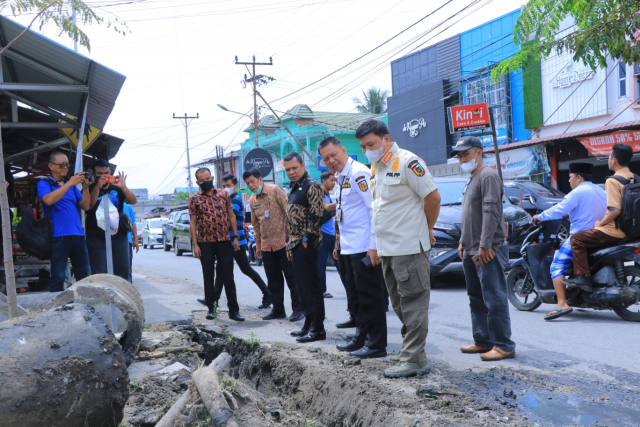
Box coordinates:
[51,162,70,169]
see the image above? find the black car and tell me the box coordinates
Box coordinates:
[429,177,532,277]
[503,180,569,243]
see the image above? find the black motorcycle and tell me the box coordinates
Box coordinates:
[506,220,640,322]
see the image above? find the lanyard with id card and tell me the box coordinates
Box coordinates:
[336,176,349,223]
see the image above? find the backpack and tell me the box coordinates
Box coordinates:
[16,179,55,260]
[607,173,640,239]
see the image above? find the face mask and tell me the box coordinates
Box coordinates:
[256,185,263,195]
[460,155,478,174]
[199,180,214,192]
[224,187,234,196]
[365,145,385,164]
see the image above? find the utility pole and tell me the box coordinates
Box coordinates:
[235,56,275,147]
[173,113,199,194]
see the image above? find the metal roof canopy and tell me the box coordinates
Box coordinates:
[0,15,126,131]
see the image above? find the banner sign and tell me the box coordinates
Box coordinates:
[577,130,640,157]
[483,144,550,178]
[448,103,490,133]
[243,148,273,177]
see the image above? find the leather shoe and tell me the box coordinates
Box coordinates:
[289,312,304,322]
[258,294,272,309]
[290,329,309,337]
[336,317,356,328]
[563,275,593,292]
[296,331,326,343]
[197,298,207,306]
[350,346,387,359]
[480,346,515,361]
[336,340,363,352]
[460,344,492,354]
[262,311,286,320]
[229,312,245,322]
[205,311,215,320]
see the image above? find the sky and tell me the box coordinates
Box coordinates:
[8,0,529,195]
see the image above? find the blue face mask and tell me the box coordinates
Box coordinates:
[256,185,263,195]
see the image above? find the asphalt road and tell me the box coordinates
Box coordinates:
[130,245,640,425]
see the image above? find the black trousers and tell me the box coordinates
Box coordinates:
[338,252,355,318]
[199,241,238,313]
[262,247,301,315]
[291,240,325,333]
[214,244,269,301]
[343,252,387,349]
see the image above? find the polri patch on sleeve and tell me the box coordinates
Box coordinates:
[355,175,368,192]
[408,159,426,177]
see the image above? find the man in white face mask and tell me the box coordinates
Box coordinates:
[358,119,441,378]
[451,136,515,362]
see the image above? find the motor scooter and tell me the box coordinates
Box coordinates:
[245,224,262,266]
[506,220,640,321]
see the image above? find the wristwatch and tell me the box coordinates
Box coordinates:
[233,236,239,240]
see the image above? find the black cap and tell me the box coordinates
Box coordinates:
[568,162,592,175]
[449,136,483,157]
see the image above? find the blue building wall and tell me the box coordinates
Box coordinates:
[460,9,530,145]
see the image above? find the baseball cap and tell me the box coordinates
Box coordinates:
[449,136,483,157]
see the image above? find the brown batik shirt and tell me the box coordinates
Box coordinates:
[286,171,329,251]
[249,183,289,252]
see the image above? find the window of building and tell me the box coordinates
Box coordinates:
[463,74,509,128]
[619,62,627,98]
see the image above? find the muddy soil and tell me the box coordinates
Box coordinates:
[122,324,640,427]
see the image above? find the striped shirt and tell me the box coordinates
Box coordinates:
[229,193,247,246]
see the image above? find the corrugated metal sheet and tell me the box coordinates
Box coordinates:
[436,35,460,96]
[0,15,126,130]
[484,120,640,152]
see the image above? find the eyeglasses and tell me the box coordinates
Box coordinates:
[51,162,70,169]
[462,178,471,195]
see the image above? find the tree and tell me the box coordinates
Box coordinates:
[352,87,389,114]
[0,0,126,318]
[173,191,190,205]
[491,0,640,81]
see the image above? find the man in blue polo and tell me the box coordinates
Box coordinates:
[38,151,92,292]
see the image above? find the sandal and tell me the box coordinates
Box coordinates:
[544,307,573,321]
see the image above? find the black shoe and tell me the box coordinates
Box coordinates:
[258,295,271,309]
[289,312,304,322]
[349,346,387,359]
[336,317,357,328]
[262,311,287,320]
[206,311,215,320]
[290,329,309,337]
[296,331,326,343]
[229,312,245,322]
[197,298,207,306]
[563,275,594,292]
[336,340,363,352]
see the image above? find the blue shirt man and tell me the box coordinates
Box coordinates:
[532,163,606,320]
[37,151,92,292]
[317,171,339,298]
[123,203,138,283]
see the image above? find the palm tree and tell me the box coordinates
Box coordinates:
[352,87,389,114]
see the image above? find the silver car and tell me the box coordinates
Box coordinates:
[142,218,168,249]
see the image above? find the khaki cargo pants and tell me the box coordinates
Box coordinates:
[381,248,431,363]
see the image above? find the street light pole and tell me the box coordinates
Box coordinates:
[173,113,199,195]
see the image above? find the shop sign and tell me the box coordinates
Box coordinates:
[482,144,550,178]
[551,62,595,89]
[448,103,490,133]
[243,148,273,177]
[577,130,640,156]
[402,118,427,137]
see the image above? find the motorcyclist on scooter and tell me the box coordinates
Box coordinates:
[531,163,606,320]
[564,144,636,293]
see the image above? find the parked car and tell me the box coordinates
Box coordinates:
[429,177,532,277]
[503,180,569,243]
[162,210,184,252]
[172,210,193,256]
[135,222,143,243]
[142,218,168,249]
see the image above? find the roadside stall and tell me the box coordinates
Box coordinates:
[0,15,126,297]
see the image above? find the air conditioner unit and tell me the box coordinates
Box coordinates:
[633,63,640,76]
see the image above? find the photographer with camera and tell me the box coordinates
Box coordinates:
[86,159,137,281]
[38,151,92,292]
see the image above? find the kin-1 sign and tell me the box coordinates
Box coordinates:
[448,103,491,133]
